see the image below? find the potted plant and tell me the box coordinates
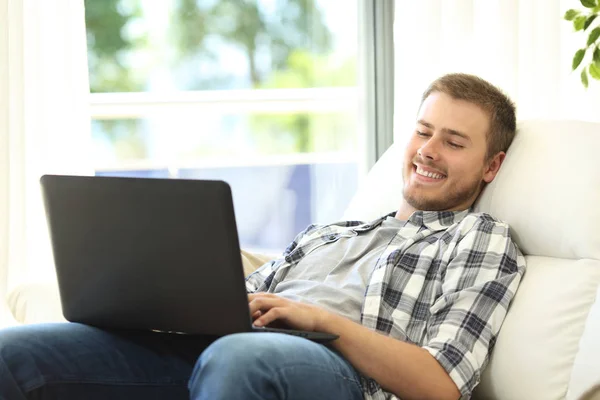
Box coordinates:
[564,0,600,87]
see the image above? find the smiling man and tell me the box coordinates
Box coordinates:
[236,74,524,400]
[401,89,507,214]
[0,74,525,400]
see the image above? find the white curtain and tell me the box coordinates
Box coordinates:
[393,0,600,141]
[0,0,91,325]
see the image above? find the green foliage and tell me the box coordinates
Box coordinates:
[258,51,356,89]
[580,0,597,8]
[584,14,598,29]
[588,27,600,45]
[85,0,145,93]
[169,0,210,60]
[565,2,600,88]
[573,48,586,69]
[565,9,581,20]
[582,68,589,88]
[590,62,600,79]
[574,15,588,30]
[172,0,332,86]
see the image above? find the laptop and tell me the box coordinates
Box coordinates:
[40,174,338,343]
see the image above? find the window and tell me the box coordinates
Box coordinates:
[85,0,366,253]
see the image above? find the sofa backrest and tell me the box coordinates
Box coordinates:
[344,120,600,400]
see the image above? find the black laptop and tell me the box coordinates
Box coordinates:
[40,174,338,343]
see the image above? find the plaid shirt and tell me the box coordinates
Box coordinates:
[246,210,525,399]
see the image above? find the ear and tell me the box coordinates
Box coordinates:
[483,152,506,183]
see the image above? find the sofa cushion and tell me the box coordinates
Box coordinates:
[342,141,404,222]
[473,256,600,399]
[474,120,600,260]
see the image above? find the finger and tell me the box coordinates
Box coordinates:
[248,292,272,302]
[254,307,286,327]
[248,298,270,315]
[252,310,262,320]
[248,296,287,315]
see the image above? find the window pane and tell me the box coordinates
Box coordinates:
[85,0,358,92]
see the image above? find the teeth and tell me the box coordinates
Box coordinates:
[416,167,444,180]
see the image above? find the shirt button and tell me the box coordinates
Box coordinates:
[328,235,337,240]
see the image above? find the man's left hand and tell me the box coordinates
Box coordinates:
[248,293,330,332]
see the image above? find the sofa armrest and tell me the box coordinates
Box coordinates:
[241,249,276,276]
[6,281,65,325]
[0,297,20,328]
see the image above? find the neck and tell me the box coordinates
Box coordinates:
[395,200,417,220]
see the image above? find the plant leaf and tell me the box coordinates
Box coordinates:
[574,15,588,31]
[590,63,600,80]
[582,68,589,88]
[580,0,597,8]
[594,46,600,64]
[588,27,600,45]
[584,14,598,30]
[573,49,586,70]
[564,9,580,20]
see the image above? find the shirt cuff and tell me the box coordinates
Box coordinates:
[423,340,480,399]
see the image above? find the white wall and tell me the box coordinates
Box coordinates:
[393,0,600,142]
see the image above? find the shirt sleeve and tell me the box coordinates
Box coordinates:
[245,223,322,293]
[422,217,526,398]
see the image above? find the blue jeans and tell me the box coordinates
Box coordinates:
[0,323,363,400]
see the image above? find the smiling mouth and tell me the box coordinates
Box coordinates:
[414,165,446,180]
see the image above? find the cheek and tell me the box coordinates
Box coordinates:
[403,141,419,162]
[450,158,483,180]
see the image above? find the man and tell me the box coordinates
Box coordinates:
[0,73,525,400]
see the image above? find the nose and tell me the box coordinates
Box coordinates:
[418,136,441,161]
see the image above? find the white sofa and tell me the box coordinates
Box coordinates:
[5,120,600,399]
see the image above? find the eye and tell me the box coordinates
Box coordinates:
[448,142,464,149]
[416,131,431,138]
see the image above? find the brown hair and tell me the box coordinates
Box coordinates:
[421,73,517,160]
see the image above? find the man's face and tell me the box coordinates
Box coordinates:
[402,92,503,212]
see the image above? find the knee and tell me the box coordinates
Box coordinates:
[191,332,273,377]
[187,333,293,394]
[0,325,45,396]
[0,326,35,368]
[0,323,85,387]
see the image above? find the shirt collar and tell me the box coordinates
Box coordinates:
[355,209,471,232]
[407,209,471,231]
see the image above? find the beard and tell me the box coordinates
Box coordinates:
[402,164,483,211]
